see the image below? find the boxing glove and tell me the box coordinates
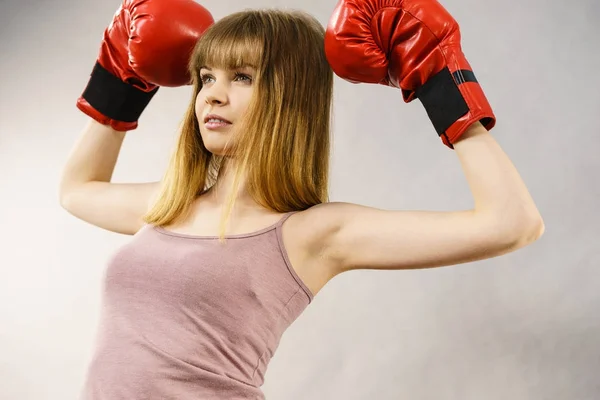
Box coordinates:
[77,0,214,131]
[324,0,496,148]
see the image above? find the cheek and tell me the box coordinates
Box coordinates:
[238,90,254,114]
[194,92,204,119]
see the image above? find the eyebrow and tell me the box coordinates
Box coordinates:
[199,65,257,71]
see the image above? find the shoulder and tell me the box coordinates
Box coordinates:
[283,201,348,261]
[279,202,351,294]
[287,202,348,241]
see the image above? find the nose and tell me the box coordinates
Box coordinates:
[203,81,228,105]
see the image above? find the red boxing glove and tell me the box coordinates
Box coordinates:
[77,0,214,131]
[325,0,496,148]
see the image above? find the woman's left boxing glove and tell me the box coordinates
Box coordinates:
[325,0,496,148]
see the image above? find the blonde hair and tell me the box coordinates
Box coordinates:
[143,9,334,242]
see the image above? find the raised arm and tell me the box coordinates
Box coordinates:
[312,0,543,274]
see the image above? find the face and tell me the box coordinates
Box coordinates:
[195,66,255,156]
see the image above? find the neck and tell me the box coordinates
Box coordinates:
[203,158,258,211]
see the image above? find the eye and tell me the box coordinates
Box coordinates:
[200,73,214,85]
[234,73,252,83]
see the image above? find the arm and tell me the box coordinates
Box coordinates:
[320,0,543,274]
[59,119,160,235]
[59,119,127,191]
[453,122,543,226]
[317,122,543,274]
[59,0,214,235]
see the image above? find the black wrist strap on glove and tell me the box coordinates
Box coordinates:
[414,66,475,137]
[81,61,159,122]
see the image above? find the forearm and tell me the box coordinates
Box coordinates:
[453,122,544,235]
[59,119,127,196]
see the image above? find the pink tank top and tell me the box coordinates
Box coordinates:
[79,211,313,399]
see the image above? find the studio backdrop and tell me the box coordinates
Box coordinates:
[0,0,598,399]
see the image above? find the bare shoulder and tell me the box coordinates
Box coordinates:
[280,202,349,296]
[285,202,347,253]
[282,202,347,264]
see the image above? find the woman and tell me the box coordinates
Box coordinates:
[59,0,544,398]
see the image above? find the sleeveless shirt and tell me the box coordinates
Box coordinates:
[79,211,314,399]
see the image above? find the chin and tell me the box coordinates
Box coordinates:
[200,131,235,156]
[202,141,231,157]
[202,145,225,156]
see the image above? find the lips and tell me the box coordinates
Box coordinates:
[204,114,232,124]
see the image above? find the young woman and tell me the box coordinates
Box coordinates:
[59,0,544,398]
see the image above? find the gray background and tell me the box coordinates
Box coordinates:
[1,0,598,399]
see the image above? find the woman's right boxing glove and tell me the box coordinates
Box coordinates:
[76,0,214,131]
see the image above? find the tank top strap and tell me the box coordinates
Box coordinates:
[274,211,300,228]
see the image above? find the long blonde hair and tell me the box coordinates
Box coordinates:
[143,9,334,242]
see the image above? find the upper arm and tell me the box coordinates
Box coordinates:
[315,202,543,274]
[60,181,161,235]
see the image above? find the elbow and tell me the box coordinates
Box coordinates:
[505,214,545,250]
[58,177,80,210]
[478,208,545,253]
[59,190,72,211]
[58,182,71,209]
[58,182,78,211]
